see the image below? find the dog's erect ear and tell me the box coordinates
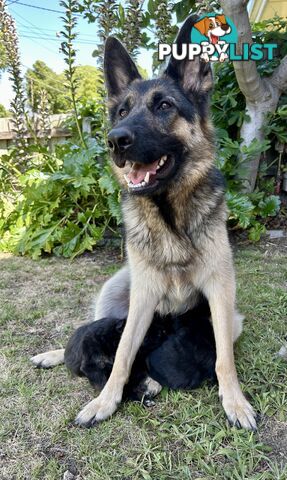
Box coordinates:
[104,37,142,97]
[164,15,212,95]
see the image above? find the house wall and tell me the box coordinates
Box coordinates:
[249,0,287,22]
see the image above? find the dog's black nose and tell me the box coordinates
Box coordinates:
[107,128,134,154]
[221,23,230,31]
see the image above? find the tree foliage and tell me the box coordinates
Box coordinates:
[0,102,8,117]
[25,61,103,114]
[25,61,69,114]
[74,65,103,102]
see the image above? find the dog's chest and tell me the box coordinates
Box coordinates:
[123,196,211,314]
[157,268,199,315]
[123,196,197,267]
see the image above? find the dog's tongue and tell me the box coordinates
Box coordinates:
[210,33,218,44]
[127,159,159,185]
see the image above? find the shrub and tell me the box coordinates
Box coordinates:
[0,138,120,259]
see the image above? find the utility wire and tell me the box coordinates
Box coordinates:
[18,25,98,38]
[7,0,80,16]
[5,5,98,94]
[6,0,20,5]
[10,8,62,55]
[8,10,99,90]
[19,34,96,45]
[8,1,64,14]
[11,9,96,52]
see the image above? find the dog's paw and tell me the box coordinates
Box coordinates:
[143,398,156,407]
[75,392,121,428]
[221,392,257,431]
[30,349,65,368]
[143,377,162,397]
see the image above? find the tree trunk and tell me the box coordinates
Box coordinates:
[220,0,287,192]
[240,90,280,191]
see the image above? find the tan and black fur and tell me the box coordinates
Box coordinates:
[31,15,256,430]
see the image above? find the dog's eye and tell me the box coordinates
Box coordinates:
[216,21,220,26]
[209,22,213,28]
[119,108,128,118]
[159,101,172,111]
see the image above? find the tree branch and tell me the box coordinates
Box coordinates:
[270,54,287,94]
[220,0,267,104]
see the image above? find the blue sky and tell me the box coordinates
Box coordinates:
[0,0,152,108]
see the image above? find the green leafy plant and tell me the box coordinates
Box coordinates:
[0,0,121,259]
[59,0,86,147]
[214,129,280,240]
[0,139,120,258]
[0,0,28,160]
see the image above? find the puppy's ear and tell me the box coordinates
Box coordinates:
[193,18,208,35]
[104,37,142,98]
[215,14,227,24]
[164,15,213,95]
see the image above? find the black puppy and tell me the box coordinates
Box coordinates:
[64,298,217,403]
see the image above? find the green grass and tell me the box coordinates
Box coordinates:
[0,241,287,480]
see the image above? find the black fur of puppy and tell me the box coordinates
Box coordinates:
[64,297,216,403]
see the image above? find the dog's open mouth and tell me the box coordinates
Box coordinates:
[210,33,219,44]
[124,155,174,193]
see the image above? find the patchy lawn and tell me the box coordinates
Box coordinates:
[0,239,287,480]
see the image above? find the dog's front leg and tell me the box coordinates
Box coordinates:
[75,269,160,427]
[203,272,257,430]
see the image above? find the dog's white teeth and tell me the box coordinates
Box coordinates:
[159,155,167,167]
[128,180,147,189]
[124,174,129,185]
[144,172,150,183]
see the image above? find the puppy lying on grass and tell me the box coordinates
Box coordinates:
[33,297,217,416]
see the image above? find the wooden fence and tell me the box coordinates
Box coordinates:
[0,114,73,155]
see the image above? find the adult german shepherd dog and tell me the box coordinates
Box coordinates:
[31,15,256,430]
